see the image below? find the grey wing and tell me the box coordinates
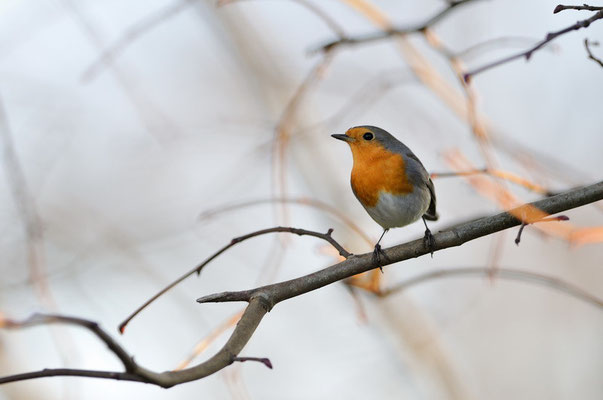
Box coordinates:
[423,177,438,221]
[403,151,438,221]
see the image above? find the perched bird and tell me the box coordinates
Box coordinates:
[332,125,438,264]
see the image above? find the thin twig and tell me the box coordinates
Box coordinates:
[584,38,603,67]
[464,7,603,82]
[0,313,145,384]
[554,4,603,13]
[316,0,478,52]
[0,369,149,385]
[232,356,273,369]
[118,226,350,333]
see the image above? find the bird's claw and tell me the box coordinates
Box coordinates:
[423,228,435,258]
[373,244,385,273]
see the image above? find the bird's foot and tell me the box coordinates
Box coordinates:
[372,244,386,273]
[423,228,436,258]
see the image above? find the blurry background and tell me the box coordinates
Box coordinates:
[1,0,602,399]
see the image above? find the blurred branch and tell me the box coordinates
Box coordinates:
[316,0,478,52]
[464,5,603,82]
[272,50,336,223]
[118,226,350,333]
[81,0,194,81]
[2,182,602,387]
[451,36,553,60]
[430,168,555,195]
[584,38,603,67]
[219,0,347,39]
[381,267,603,309]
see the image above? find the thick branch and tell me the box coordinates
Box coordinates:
[0,297,270,388]
[464,6,603,81]
[197,181,603,306]
[132,296,271,387]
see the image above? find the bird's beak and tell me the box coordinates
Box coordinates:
[331,134,354,143]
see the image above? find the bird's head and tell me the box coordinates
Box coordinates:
[331,126,397,159]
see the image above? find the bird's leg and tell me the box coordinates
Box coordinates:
[422,217,435,257]
[373,229,388,272]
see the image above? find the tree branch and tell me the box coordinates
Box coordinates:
[2,181,602,388]
[0,297,271,387]
[554,4,603,13]
[197,181,603,306]
[2,314,136,372]
[584,38,603,67]
[464,6,603,81]
[316,0,478,52]
[118,226,349,333]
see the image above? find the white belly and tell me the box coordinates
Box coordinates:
[363,188,430,229]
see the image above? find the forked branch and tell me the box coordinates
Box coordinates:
[1,181,602,387]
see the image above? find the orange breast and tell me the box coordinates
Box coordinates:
[350,143,413,208]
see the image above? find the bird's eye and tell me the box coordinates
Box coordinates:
[363,132,374,141]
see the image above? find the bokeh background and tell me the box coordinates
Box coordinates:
[1,0,602,399]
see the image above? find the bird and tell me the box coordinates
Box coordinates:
[331,125,438,266]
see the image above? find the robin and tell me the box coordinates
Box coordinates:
[332,125,438,265]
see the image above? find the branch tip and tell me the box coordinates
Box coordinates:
[232,356,273,369]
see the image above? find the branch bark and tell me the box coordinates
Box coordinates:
[197,181,603,306]
[1,181,602,388]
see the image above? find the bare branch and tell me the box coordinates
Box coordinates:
[316,0,479,52]
[464,7,603,82]
[0,297,270,387]
[0,369,149,385]
[2,182,602,388]
[197,181,603,306]
[3,314,135,372]
[584,38,603,67]
[119,226,350,333]
[554,4,603,13]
